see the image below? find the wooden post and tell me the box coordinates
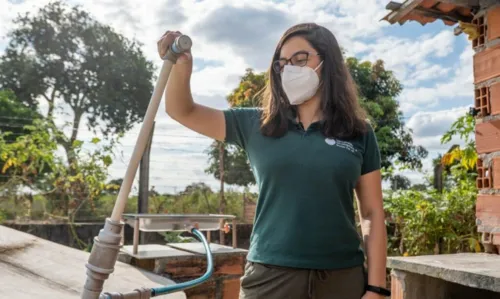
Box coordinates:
[120,217,125,246]
[232,219,237,248]
[219,142,226,245]
[133,217,139,255]
[242,193,246,223]
[433,164,443,193]
[138,121,155,244]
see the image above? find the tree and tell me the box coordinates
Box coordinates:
[0,1,155,163]
[346,58,428,170]
[205,141,256,186]
[390,174,412,190]
[0,112,118,219]
[411,183,427,191]
[180,182,215,213]
[0,89,46,183]
[0,118,58,191]
[205,69,264,187]
[0,118,59,220]
[0,89,42,143]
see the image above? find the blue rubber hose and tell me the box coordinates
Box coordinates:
[151,228,214,296]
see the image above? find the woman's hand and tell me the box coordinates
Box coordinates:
[157,30,193,77]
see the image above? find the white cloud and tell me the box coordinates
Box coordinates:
[357,30,456,85]
[407,105,470,151]
[0,1,53,42]
[396,105,472,186]
[397,40,474,114]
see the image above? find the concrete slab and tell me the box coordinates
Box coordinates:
[167,242,248,255]
[388,253,500,293]
[0,225,186,299]
[120,244,194,259]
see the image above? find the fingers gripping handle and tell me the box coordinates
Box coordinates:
[163,35,192,63]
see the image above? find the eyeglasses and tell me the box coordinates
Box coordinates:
[272,51,320,73]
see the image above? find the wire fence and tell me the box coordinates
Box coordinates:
[0,114,249,193]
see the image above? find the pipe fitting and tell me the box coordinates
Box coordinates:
[81,218,124,299]
[100,287,151,299]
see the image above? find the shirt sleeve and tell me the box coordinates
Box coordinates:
[223,107,259,150]
[361,123,381,175]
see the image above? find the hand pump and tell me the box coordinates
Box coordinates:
[80,35,209,299]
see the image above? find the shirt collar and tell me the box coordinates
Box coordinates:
[286,108,324,131]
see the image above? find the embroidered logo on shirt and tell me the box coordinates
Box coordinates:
[325,138,336,145]
[325,138,357,153]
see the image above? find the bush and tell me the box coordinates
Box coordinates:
[384,177,478,256]
[384,112,481,256]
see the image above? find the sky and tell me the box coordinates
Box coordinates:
[0,0,474,194]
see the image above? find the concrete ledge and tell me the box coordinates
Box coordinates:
[0,225,186,299]
[388,253,500,293]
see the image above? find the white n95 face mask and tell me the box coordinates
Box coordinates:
[281,61,323,105]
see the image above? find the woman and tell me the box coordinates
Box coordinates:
[158,23,389,299]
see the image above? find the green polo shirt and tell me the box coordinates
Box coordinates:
[223,107,381,270]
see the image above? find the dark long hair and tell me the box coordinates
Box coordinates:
[260,23,368,139]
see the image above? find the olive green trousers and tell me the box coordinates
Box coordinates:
[239,262,367,299]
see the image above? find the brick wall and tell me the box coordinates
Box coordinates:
[163,254,246,299]
[122,248,247,299]
[473,4,500,254]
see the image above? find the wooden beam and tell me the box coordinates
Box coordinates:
[436,0,479,7]
[386,1,403,10]
[454,25,464,35]
[413,6,473,23]
[385,0,425,24]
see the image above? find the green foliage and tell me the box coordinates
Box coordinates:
[385,173,478,256]
[0,209,6,223]
[0,117,118,221]
[385,111,480,256]
[225,68,267,108]
[205,69,265,187]
[0,118,58,187]
[0,118,58,220]
[76,183,250,222]
[205,141,255,187]
[0,0,151,225]
[0,90,46,183]
[441,113,477,171]
[347,58,428,171]
[48,137,119,219]
[389,174,412,191]
[441,113,475,145]
[0,89,42,141]
[161,232,196,243]
[0,0,155,148]
[150,183,248,220]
